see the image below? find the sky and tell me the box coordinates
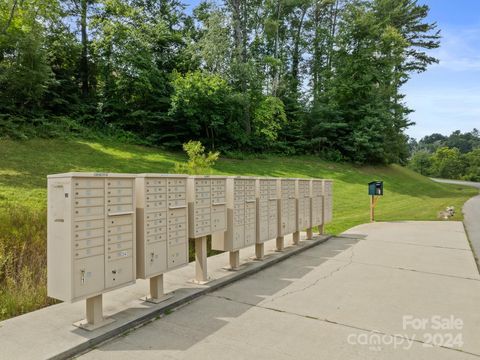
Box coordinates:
[184,0,480,140]
[402,0,480,140]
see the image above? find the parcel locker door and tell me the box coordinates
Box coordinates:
[268,199,278,239]
[168,243,188,269]
[73,255,105,299]
[106,257,134,289]
[233,225,245,250]
[145,242,167,277]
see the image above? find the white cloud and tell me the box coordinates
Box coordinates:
[431,27,480,71]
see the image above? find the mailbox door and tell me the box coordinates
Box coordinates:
[145,241,167,276]
[105,178,135,288]
[73,254,105,299]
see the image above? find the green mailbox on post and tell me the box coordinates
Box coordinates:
[368,181,383,196]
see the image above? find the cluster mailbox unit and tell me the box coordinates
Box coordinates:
[295,179,312,242]
[323,180,333,225]
[47,171,334,331]
[310,179,325,235]
[186,176,228,283]
[47,173,136,330]
[135,174,189,302]
[212,176,257,268]
[254,178,278,259]
[276,178,297,250]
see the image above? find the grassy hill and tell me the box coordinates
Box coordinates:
[0,138,477,319]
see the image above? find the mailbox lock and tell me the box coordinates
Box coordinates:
[80,269,85,285]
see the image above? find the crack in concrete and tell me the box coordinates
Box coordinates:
[207,293,480,358]
[261,244,356,304]
[208,244,357,309]
[340,259,480,282]
[366,238,473,252]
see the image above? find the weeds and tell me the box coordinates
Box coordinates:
[0,205,56,320]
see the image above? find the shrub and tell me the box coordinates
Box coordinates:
[409,150,433,176]
[174,140,220,174]
[430,147,466,179]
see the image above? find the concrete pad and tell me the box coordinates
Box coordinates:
[342,221,471,250]
[0,232,330,360]
[198,221,480,357]
[332,237,479,279]
[80,296,477,360]
[212,237,359,306]
[7,220,480,359]
[463,195,480,266]
[261,261,480,354]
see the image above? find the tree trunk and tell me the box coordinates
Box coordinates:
[272,1,281,97]
[1,0,19,35]
[80,0,89,98]
[230,0,243,64]
[312,0,324,105]
[229,0,250,135]
[327,0,339,70]
[291,5,308,96]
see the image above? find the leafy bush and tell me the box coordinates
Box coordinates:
[409,146,480,180]
[174,140,220,174]
[169,71,239,149]
[462,149,480,181]
[409,150,433,176]
[430,147,466,179]
[252,96,287,145]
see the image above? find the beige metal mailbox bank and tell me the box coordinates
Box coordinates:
[47,173,136,330]
[187,175,227,282]
[212,176,256,268]
[135,174,188,302]
[294,179,312,242]
[310,179,324,234]
[323,179,333,224]
[254,178,278,259]
[276,178,296,250]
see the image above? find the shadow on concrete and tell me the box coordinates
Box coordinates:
[90,236,360,354]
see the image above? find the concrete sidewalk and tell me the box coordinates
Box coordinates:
[464,195,480,267]
[0,232,330,360]
[79,221,480,360]
[430,177,480,268]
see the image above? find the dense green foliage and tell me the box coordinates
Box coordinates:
[0,138,476,319]
[409,129,480,181]
[0,0,439,163]
[411,129,480,154]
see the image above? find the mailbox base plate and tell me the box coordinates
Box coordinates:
[73,317,115,332]
[143,293,174,304]
[188,278,211,285]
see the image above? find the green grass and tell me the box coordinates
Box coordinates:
[0,138,477,319]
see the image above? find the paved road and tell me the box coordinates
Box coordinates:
[431,178,480,267]
[431,178,480,189]
[79,222,480,360]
